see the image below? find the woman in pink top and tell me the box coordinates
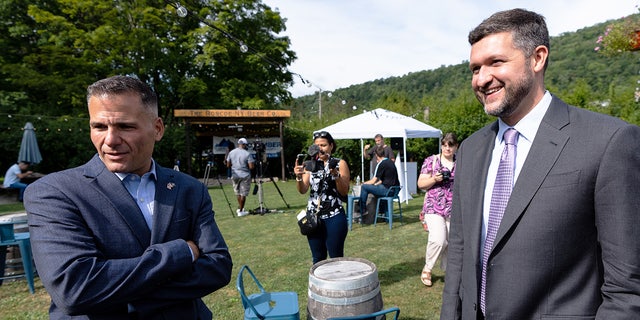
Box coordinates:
[417,133,458,286]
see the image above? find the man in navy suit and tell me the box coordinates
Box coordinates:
[440,9,640,320]
[24,75,233,319]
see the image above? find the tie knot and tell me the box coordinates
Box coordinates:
[503,128,519,146]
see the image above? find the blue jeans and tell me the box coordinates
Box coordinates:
[307,212,348,264]
[9,182,28,201]
[359,184,389,214]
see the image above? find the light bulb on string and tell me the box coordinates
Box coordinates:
[327,92,332,98]
[306,82,312,88]
[352,106,357,110]
[341,100,346,105]
[205,14,216,22]
[176,3,188,18]
[239,43,249,53]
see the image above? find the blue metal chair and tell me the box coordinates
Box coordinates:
[0,222,35,294]
[236,265,300,320]
[327,306,400,320]
[373,186,403,229]
[346,195,363,230]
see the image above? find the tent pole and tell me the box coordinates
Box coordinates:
[360,139,365,181]
[403,137,409,204]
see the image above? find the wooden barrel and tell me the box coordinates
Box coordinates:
[308,257,383,320]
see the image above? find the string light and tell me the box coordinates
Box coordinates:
[168,1,287,74]
[239,43,249,53]
[176,3,188,18]
[168,1,361,114]
[0,112,181,134]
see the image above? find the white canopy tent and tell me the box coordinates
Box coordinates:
[317,108,442,203]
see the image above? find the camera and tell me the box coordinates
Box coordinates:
[328,158,339,170]
[304,159,324,172]
[253,140,266,153]
[440,167,451,183]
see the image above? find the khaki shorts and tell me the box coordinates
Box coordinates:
[232,176,252,196]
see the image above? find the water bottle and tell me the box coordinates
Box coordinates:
[356,175,361,186]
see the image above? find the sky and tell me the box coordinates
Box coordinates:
[262,0,638,97]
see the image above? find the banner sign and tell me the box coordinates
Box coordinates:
[212,136,281,158]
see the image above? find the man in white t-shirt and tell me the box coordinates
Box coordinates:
[226,138,255,216]
[3,161,32,201]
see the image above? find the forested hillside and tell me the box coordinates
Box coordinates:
[287,16,640,152]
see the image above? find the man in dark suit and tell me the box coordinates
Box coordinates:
[24,76,233,319]
[440,9,640,320]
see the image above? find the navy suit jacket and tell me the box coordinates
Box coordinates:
[24,155,233,319]
[440,96,640,319]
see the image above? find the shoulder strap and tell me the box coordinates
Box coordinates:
[431,154,438,173]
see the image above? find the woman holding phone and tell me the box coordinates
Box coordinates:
[294,131,351,264]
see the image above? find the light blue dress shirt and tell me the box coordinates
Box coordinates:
[115,161,157,230]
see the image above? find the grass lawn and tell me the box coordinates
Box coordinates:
[0,179,445,319]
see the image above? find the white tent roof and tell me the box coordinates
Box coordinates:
[317,108,442,203]
[318,108,441,140]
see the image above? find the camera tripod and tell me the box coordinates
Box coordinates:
[203,161,235,218]
[251,151,290,215]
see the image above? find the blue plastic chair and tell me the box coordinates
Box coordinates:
[0,222,35,294]
[327,306,400,320]
[346,195,363,230]
[373,186,403,229]
[236,265,300,320]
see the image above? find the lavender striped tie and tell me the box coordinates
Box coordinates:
[480,128,519,315]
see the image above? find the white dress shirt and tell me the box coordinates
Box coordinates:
[481,91,552,245]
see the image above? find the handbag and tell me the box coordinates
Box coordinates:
[297,209,320,235]
[297,197,322,235]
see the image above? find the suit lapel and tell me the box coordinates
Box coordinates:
[469,123,500,262]
[493,97,570,247]
[151,166,178,244]
[84,155,152,246]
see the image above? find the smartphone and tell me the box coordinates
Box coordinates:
[296,154,306,165]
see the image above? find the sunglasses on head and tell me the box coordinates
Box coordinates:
[313,131,330,139]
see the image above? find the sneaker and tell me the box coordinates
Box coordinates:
[238,209,249,217]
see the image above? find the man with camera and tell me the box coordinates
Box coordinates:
[358,145,400,219]
[363,134,395,179]
[226,138,255,216]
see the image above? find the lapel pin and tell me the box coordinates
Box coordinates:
[167,182,175,190]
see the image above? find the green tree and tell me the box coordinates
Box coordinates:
[0,0,296,172]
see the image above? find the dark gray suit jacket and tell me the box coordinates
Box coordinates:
[24,155,233,319]
[441,96,640,319]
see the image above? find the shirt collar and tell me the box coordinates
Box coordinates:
[114,159,157,181]
[497,90,552,143]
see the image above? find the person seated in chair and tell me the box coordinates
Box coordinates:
[359,146,399,218]
[3,161,32,201]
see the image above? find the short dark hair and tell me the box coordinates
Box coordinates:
[374,134,383,139]
[87,75,158,115]
[374,145,386,158]
[468,8,550,71]
[442,132,459,146]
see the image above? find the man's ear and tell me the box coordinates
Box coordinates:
[531,45,548,73]
[154,117,165,142]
